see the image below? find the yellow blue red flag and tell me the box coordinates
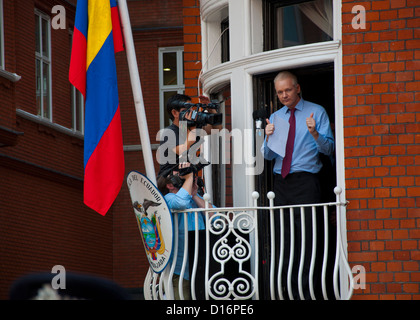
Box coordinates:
[69,0,125,215]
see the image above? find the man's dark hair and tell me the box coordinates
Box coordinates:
[166,94,191,121]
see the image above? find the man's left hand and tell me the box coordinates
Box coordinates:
[306,113,319,140]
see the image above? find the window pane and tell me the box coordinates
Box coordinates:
[76,91,84,132]
[221,18,230,63]
[35,16,40,54]
[159,47,184,129]
[43,62,50,119]
[279,6,301,47]
[36,59,41,115]
[163,52,177,86]
[278,0,332,47]
[273,0,333,49]
[71,86,77,129]
[42,18,49,58]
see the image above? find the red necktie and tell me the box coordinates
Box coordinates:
[281,108,295,178]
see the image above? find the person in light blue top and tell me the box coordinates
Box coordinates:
[157,162,209,300]
[261,71,335,300]
[164,180,206,285]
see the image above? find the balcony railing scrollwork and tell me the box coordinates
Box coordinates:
[143,186,353,300]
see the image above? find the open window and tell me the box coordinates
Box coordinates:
[254,63,336,299]
[263,0,333,51]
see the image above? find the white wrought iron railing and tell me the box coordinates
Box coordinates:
[143,187,354,300]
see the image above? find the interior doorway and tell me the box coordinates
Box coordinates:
[253,62,336,204]
[253,62,337,299]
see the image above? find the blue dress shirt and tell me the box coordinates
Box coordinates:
[261,99,334,175]
[165,188,206,280]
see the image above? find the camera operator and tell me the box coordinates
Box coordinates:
[158,162,207,211]
[157,162,210,300]
[157,93,222,177]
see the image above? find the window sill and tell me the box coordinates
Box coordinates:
[16,109,84,140]
[0,68,21,82]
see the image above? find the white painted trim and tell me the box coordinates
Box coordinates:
[200,0,229,19]
[200,19,208,74]
[16,109,83,139]
[201,41,340,92]
[332,0,351,300]
[0,69,21,82]
[244,71,255,205]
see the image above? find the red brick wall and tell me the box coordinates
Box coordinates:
[0,0,115,299]
[0,0,17,130]
[342,0,419,299]
[1,0,186,298]
[0,161,113,297]
[183,0,202,102]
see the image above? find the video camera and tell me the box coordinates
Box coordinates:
[161,161,210,194]
[177,160,210,177]
[171,100,223,128]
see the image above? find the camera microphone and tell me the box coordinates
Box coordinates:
[252,109,268,129]
[171,100,195,109]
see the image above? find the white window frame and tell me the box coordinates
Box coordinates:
[35,9,52,121]
[158,46,184,129]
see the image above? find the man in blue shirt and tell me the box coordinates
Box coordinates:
[261,71,335,195]
[261,71,335,299]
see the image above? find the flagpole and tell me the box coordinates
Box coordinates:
[117,0,157,185]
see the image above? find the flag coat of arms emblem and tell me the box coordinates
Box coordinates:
[127,171,173,273]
